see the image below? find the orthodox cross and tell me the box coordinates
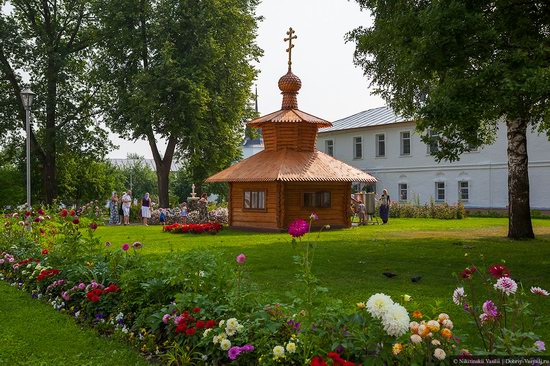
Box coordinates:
[284,27,297,71]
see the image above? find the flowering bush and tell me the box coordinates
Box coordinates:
[1,208,547,365]
[162,223,223,234]
[453,262,548,355]
[387,200,466,219]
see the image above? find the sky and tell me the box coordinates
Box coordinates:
[4,0,381,159]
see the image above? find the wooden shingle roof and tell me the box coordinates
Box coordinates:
[206,149,377,183]
[248,108,332,128]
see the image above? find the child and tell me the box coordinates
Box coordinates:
[180,202,188,224]
[159,208,166,225]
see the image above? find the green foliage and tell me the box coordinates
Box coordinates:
[0,0,115,203]
[0,164,24,207]
[115,155,158,198]
[57,155,125,205]
[348,0,550,160]
[94,0,262,205]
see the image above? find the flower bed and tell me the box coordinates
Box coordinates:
[162,223,223,234]
[0,209,548,365]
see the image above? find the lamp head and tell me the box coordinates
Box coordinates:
[20,88,35,110]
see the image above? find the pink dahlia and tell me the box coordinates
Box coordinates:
[228,346,241,360]
[530,287,549,296]
[236,253,246,264]
[288,219,309,238]
[494,277,518,296]
[482,300,498,317]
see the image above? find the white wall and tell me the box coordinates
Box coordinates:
[317,121,550,209]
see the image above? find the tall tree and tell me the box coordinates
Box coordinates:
[95,0,261,207]
[348,0,550,239]
[0,0,111,204]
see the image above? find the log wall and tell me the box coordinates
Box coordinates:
[230,182,280,230]
[283,182,351,228]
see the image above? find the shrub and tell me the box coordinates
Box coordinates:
[387,201,465,219]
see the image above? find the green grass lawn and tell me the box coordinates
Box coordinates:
[97,218,550,344]
[0,281,149,366]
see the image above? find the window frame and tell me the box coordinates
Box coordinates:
[375,133,386,157]
[353,136,363,160]
[427,130,439,155]
[400,131,411,156]
[435,182,445,202]
[303,191,332,209]
[243,189,267,211]
[398,183,408,202]
[458,181,469,201]
[325,139,334,157]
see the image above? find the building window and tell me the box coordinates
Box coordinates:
[303,191,331,208]
[435,182,445,201]
[325,140,334,157]
[427,130,439,155]
[398,183,408,201]
[375,134,385,157]
[243,190,266,210]
[400,131,411,156]
[459,181,469,201]
[365,184,376,193]
[353,137,363,159]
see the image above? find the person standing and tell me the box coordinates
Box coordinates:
[141,193,152,226]
[379,189,391,224]
[358,200,367,225]
[180,202,188,224]
[198,193,209,223]
[109,192,119,224]
[121,190,132,225]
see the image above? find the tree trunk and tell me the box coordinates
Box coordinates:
[156,164,171,208]
[43,58,58,204]
[506,118,535,239]
[148,133,177,208]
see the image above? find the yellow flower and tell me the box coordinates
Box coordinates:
[356,302,366,310]
[441,328,453,339]
[286,342,297,354]
[392,343,403,355]
[403,294,412,302]
[427,320,440,332]
[418,325,430,337]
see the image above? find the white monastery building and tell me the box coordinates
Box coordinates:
[316,106,550,210]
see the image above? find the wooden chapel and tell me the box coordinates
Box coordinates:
[206,28,377,231]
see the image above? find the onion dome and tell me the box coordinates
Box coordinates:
[278,70,301,109]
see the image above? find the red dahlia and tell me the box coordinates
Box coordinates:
[488,264,510,279]
[460,265,477,280]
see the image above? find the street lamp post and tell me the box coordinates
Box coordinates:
[20,88,35,209]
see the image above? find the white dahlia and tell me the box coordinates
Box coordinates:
[381,303,410,337]
[366,293,394,319]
